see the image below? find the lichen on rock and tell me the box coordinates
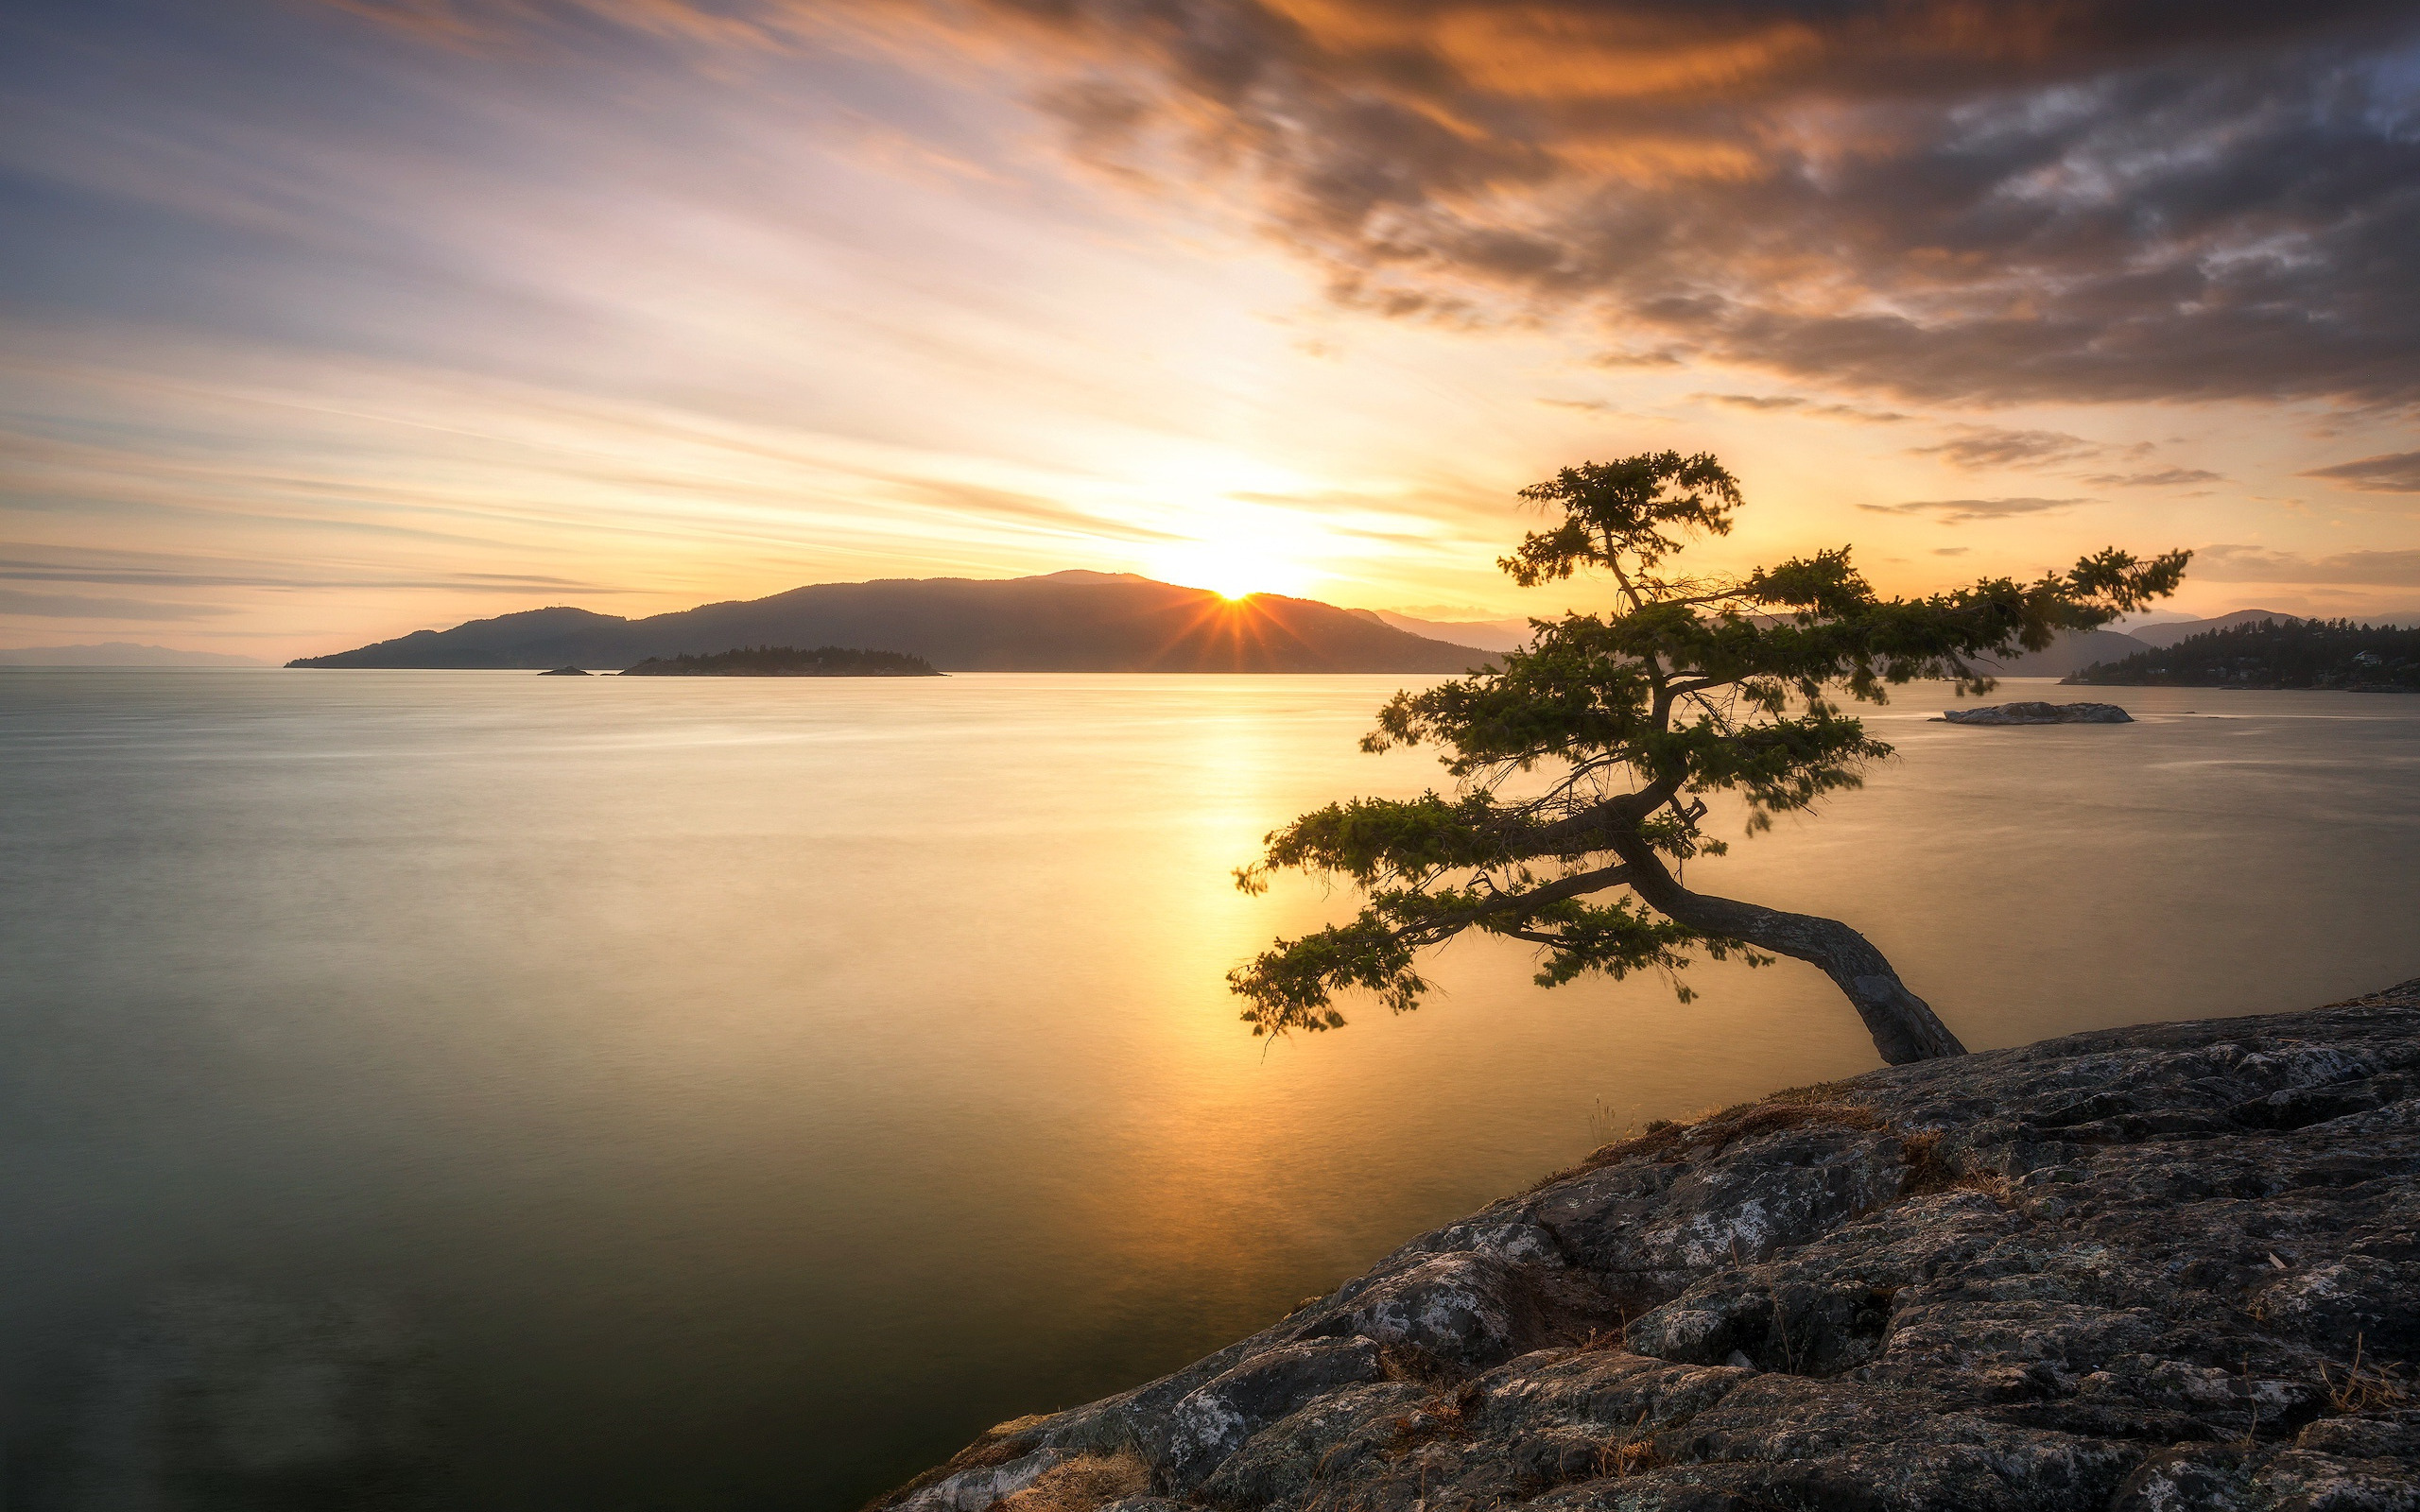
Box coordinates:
[874,982,2420,1512]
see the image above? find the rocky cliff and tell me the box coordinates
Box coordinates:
[879,983,2420,1512]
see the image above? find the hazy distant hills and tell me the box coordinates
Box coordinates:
[1973,627,2155,678]
[289,572,2347,679]
[291,571,1493,673]
[0,642,266,667]
[1360,610,1538,654]
[2123,610,2302,649]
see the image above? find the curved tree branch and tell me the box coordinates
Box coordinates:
[1602,827,1966,1064]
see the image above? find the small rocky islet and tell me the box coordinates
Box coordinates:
[1938,702,2134,726]
[881,982,2420,1512]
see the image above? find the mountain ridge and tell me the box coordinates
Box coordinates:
[290,573,1493,673]
[0,642,268,667]
[2123,610,2302,649]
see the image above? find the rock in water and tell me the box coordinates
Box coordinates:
[876,982,2420,1512]
[537,665,591,676]
[1942,700,2132,725]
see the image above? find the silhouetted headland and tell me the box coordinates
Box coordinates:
[2066,620,2420,692]
[285,572,1492,673]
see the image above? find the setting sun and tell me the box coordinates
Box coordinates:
[1142,541,1309,601]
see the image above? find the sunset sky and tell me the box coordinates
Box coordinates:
[4,0,2417,660]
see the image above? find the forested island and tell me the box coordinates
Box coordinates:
[620,645,941,677]
[2066,618,2419,691]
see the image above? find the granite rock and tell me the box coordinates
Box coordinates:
[1941,701,2134,725]
[876,982,2420,1511]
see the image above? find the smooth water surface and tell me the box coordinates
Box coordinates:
[3,670,2415,1507]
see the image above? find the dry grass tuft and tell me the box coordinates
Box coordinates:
[1384,1380,1480,1453]
[1898,1129,2015,1207]
[993,1452,1150,1512]
[1570,1324,1629,1354]
[1898,1129,1956,1193]
[1376,1342,1464,1389]
[2317,1334,2411,1415]
[1703,1100,1887,1152]
[1596,1437,1667,1479]
[1954,1170,2018,1207]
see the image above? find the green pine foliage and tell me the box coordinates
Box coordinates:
[1227,451,2189,1039]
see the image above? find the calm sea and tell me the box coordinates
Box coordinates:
[2,669,2415,1508]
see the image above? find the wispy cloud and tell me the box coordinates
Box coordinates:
[0,589,234,620]
[0,558,627,593]
[2081,468,2225,488]
[1913,427,2102,471]
[1860,497,2090,524]
[2195,545,2420,586]
[1696,394,1909,423]
[2301,451,2420,493]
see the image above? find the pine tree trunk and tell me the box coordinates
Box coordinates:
[1607,835,1967,1064]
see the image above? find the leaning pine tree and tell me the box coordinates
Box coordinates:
[1229,452,2188,1065]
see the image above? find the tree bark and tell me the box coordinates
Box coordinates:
[1604,831,1967,1065]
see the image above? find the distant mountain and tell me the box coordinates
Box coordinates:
[291,571,1493,673]
[0,642,266,667]
[2124,610,2301,649]
[1974,627,2153,679]
[1361,610,1537,654]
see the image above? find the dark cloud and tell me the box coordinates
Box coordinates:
[964,0,2420,405]
[2081,467,2225,487]
[2195,544,2420,585]
[1932,546,1970,556]
[1860,496,2088,523]
[2301,451,2420,492]
[1913,427,2101,469]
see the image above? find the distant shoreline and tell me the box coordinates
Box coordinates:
[620,645,941,678]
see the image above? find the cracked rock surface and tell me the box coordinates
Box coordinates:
[877,983,2420,1512]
